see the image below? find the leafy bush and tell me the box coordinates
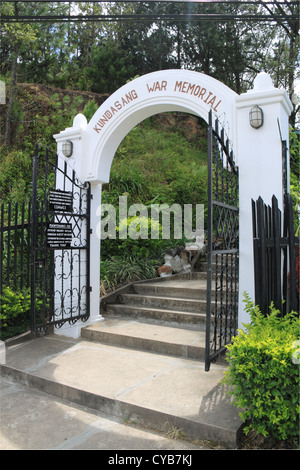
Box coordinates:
[83,100,98,122]
[0,287,47,340]
[223,293,300,443]
[0,287,31,340]
[100,253,160,293]
[0,148,32,203]
[101,208,186,260]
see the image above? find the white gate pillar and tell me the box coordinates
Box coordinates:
[53,115,104,339]
[236,72,293,328]
[89,181,104,325]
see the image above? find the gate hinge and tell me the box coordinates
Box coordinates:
[90,286,92,292]
[89,228,93,234]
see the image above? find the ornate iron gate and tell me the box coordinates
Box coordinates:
[31,145,91,336]
[205,111,239,371]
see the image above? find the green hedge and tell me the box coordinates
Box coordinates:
[0,287,31,340]
[223,293,300,442]
[0,287,47,340]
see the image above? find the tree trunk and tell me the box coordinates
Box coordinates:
[4,48,17,147]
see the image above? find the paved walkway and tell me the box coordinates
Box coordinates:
[1,375,215,451]
[0,330,242,451]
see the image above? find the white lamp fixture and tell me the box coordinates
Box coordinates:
[62,140,73,157]
[249,105,264,129]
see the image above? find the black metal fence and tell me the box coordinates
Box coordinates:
[0,200,33,339]
[1,145,91,338]
[0,201,32,294]
[252,194,299,315]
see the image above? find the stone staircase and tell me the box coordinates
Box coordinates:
[1,263,243,449]
[82,271,211,361]
[76,267,243,447]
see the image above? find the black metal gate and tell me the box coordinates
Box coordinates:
[252,194,299,316]
[205,111,239,371]
[31,145,91,336]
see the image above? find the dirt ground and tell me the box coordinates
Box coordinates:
[238,428,298,450]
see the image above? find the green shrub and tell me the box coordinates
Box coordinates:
[223,293,300,442]
[100,253,160,293]
[101,209,186,261]
[83,100,98,122]
[0,287,31,339]
[0,287,47,340]
[0,149,32,203]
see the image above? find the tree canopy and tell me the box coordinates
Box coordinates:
[1,1,299,132]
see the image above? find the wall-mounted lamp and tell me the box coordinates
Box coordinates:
[249,105,264,129]
[62,140,73,157]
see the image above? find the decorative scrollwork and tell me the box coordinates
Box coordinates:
[205,111,239,371]
[31,148,91,336]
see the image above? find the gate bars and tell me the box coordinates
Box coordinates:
[0,201,32,295]
[205,111,239,371]
[30,145,91,336]
[252,194,299,316]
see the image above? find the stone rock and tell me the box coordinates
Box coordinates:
[157,265,172,277]
[178,248,191,265]
[169,254,184,273]
[158,247,192,277]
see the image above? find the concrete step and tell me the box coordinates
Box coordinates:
[120,292,207,312]
[81,316,206,360]
[132,279,209,300]
[106,303,207,325]
[0,334,243,448]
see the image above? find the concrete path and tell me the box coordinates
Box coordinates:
[0,333,242,450]
[1,376,216,451]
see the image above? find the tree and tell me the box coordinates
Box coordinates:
[84,39,136,93]
[1,2,37,146]
[257,0,299,126]
[1,1,298,124]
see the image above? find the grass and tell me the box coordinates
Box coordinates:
[102,113,208,209]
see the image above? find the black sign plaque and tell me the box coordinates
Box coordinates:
[49,189,73,213]
[47,223,73,248]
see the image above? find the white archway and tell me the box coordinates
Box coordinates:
[54,69,292,338]
[81,70,237,184]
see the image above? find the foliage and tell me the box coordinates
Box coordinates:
[290,173,300,236]
[0,148,32,203]
[84,40,136,94]
[223,293,300,443]
[83,100,98,122]
[100,253,160,292]
[289,127,300,179]
[0,287,47,340]
[99,116,206,269]
[0,287,31,339]
[289,128,300,235]
[103,116,208,208]
[101,210,185,263]
[1,1,298,121]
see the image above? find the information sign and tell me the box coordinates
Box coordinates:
[49,190,73,212]
[47,223,73,248]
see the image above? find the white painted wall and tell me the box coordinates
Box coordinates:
[236,72,293,327]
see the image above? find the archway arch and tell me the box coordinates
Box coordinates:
[82,69,237,184]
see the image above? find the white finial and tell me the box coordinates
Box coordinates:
[253,72,274,91]
[73,113,87,129]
